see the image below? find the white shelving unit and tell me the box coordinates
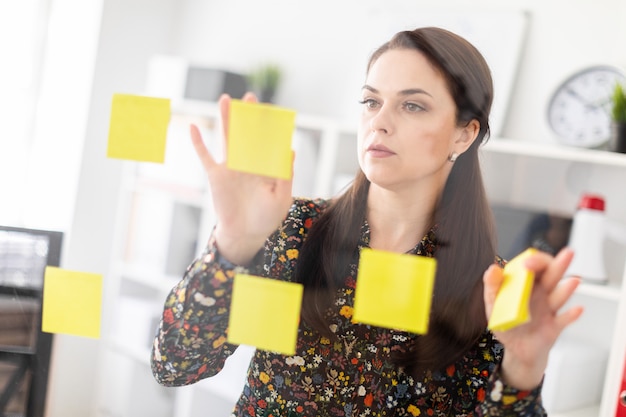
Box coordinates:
[95,100,626,416]
[481,139,626,417]
[94,100,358,417]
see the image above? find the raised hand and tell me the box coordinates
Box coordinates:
[482,248,584,390]
[190,92,294,265]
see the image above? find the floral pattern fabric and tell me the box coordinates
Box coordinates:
[151,198,546,416]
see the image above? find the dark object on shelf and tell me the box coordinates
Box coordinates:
[491,204,572,261]
[0,226,63,417]
[184,67,247,102]
[610,122,626,153]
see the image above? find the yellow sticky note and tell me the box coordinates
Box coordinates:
[227,99,296,179]
[353,248,437,334]
[107,93,171,163]
[228,274,303,355]
[488,248,537,332]
[42,266,103,339]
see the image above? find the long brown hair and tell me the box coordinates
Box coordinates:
[294,27,497,376]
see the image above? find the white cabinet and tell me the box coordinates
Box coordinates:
[480,140,626,417]
[94,110,212,417]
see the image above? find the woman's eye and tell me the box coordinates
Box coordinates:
[359,98,379,109]
[404,102,424,112]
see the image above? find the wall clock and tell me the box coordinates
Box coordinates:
[547,65,626,148]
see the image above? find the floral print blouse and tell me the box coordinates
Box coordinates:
[151,198,546,416]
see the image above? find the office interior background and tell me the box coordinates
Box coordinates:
[2,0,626,416]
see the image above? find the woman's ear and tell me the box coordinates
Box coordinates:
[455,119,480,154]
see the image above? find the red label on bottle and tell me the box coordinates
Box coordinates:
[578,194,605,211]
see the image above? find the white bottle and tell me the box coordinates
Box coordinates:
[565,193,607,284]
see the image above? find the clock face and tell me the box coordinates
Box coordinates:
[547,65,626,148]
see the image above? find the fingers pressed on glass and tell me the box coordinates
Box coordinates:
[218,93,231,147]
[189,124,215,173]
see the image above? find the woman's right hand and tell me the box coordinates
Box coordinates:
[190,92,294,265]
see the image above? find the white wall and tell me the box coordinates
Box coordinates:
[172,0,626,145]
[45,0,181,415]
[51,0,626,415]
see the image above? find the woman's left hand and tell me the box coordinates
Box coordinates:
[483,248,584,390]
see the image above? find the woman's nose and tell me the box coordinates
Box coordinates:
[369,105,392,135]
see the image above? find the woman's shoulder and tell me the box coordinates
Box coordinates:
[288,197,331,219]
[273,197,331,239]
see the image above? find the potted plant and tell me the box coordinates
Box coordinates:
[610,82,626,153]
[247,63,282,103]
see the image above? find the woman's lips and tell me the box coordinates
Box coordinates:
[367,144,395,158]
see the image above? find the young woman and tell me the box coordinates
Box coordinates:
[151,27,583,416]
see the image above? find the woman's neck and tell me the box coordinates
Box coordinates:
[366,184,438,253]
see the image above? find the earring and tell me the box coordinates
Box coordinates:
[448,152,459,163]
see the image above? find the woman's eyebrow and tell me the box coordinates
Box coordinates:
[398,88,433,97]
[362,84,433,97]
[362,84,378,93]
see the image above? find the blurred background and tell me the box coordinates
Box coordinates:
[1,0,626,416]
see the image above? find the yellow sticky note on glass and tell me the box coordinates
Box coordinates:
[488,248,537,332]
[353,248,437,334]
[42,266,103,339]
[107,93,171,163]
[227,99,296,179]
[228,274,303,355]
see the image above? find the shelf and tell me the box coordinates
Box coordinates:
[295,113,355,136]
[109,338,151,366]
[132,177,207,208]
[0,285,41,298]
[484,138,626,168]
[577,282,622,301]
[114,262,181,294]
[108,338,250,404]
[121,174,207,208]
[550,404,599,417]
[170,98,356,136]
[171,99,219,119]
[0,345,36,355]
